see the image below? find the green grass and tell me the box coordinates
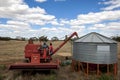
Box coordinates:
[0,64,6,70]
[44,75,56,80]
[0,74,3,80]
[98,74,114,80]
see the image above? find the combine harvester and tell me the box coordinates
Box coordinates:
[9,32,78,70]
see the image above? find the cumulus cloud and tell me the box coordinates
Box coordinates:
[70,26,85,32]
[0,0,120,39]
[69,10,120,26]
[0,0,29,18]
[0,0,56,25]
[100,0,120,10]
[7,20,30,27]
[0,20,31,31]
[0,0,61,38]
[106,22,120,30]
[89,21,120,31]
[0,1,59,38]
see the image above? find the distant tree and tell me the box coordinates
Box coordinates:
[15,36,26,41]
[51,37,59,41]
[39,36,48,42]
[16,36,22,40]
[64,35,68,41]
[0,37,11,41]
[64,35,78,41]
[30,37,38,41]
[64,35,75,41]
[21,37,26,41]
[112,36,120,42]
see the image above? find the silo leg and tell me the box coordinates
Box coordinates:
[71,59,75,71]
[107,64,110,75]
[86,63,89,78]
[114,63,117,76]
[78,62,80,72]
[97,64,100,77]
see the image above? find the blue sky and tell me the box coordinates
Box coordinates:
[25,0,103,19]
[0,0,120,39]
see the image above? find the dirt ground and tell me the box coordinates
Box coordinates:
[0,40,120,80]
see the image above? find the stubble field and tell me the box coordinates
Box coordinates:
[0,40,120,80]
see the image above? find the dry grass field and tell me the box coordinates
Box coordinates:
[0,40,120,80]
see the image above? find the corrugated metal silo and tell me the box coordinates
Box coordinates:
[73,32,117,64]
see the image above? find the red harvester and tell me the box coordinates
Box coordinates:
[9,32,78,70]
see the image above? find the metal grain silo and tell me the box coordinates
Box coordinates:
[73,32,117,64]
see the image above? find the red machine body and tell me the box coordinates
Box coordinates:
[9,32,78,70]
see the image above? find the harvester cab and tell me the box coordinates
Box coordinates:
[9,32,78,70]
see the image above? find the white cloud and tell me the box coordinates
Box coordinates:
[0,0,120,39]
[0,1,62,38]
[106,22,120,30]
[89,22,120,31]
[89,24,106,30]
[7,20,30,27]
[0,20,31,32]
[27,7,46,14]
[24,14,55,21]
[0,0,23,7]
[71,26,85,32]
[0,0,64,38]
[69,10,120,26]
[0,0,56,26]
[100,0,120,10]
[0,0,29,18]
[49,19,60,25]
[35,0,47,3]
[60,19,70,24]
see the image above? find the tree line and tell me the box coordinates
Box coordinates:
[0,35,120,42]
[0,36,59,41]
[112,36,120,42]
[0,36,26,41]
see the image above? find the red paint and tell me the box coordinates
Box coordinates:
[31,54,40,63]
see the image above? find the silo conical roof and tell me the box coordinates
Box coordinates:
[75,32,117,43]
